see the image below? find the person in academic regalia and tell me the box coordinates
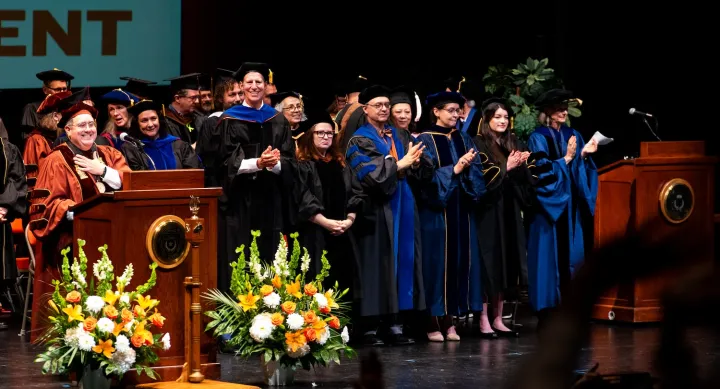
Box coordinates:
[20,68,74,145]
[457,79,483,136]
[99,88,140,148]
[29,99,130,336]
[196,74,214,115]
[413,91,486,342]
[51,88,107,147]
[345,85,429,346]
[262,69,277,106]
[336,75,369,150]
[23,91,71,170]
[472,97,535,338]
[119,77,157,100]
[389,86,421,136]
[293,108,359,290]
[121,100,200,171]
[164,73,202,146]
[0,136,28,311]
[0,116,9,141]
[525,89,598,329]
[270,91,307,143]
[197,68,244,187]
[215,62,295,291]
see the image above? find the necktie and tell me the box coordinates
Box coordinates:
[383,129,399,160]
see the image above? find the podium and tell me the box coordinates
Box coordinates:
[71,169,223,383]
[592,141,716,322]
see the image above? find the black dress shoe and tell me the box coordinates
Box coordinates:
[385,333,415,345]
[363,333,385,347]
[491,326,520,338]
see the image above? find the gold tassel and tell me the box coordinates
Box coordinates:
[268,69,274,84]
[457,76,466,93]
[510,117,514,129]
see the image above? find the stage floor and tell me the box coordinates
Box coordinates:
[2,313,718,388]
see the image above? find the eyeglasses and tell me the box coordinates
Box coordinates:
[283,104,304,112]
[443,108,461,115]
[48,87,68,93]
[180,95,200,102]
[366,102,390,110]
[314,131,334,138]
[72,121,97,130]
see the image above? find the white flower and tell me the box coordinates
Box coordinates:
[115,335,130,353]
[97,317,115,333]
[287,344,310,358]
[161,333,171,351]
[249,314,275,342]
[124,319,135,333]
[116,264,134,289]
[71,261,87,288]
[119,293,130,305]
[64,325,84,348]
[273,240,289,277]
[111,348,136,373]
[313,293,328,309]
[84,296,105,314]
[263,292,281,309]
[341,326,349,344]
[317,328,330,345]
[300,251,311,273]
[286,313,304,331]
[77,333,96,351]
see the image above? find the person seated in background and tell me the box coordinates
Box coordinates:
[99,88,140,148]
[23,91,71,170]
[121,100,200,170]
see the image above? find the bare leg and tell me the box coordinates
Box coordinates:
[479,303,494,333]
[492,294,512,331]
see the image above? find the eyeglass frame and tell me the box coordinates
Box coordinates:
[313,130,334,138]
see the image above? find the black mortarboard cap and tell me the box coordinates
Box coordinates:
[458,79,482,103]
[36,68,74,82]
[390,86,415,107]
[443,76,462,92]
[534,89,574,109]
[233,62,270,82]
[214,68,235,84]
[165,73,202,93]
[269,91,303,107]
[303,103,337,133]
[128,99,164,117]
[198,74,212,91]
[119,77,156,99]
[358,85,391,105]
[425,91,465,108]
[350,75,369,94]
[480,97,508,111]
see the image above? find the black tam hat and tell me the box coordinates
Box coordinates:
[534,89,574,110]
[358,85,391,105]
[165,73,202,94]
[425,91,465,108]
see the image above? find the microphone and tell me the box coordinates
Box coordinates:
[119,133,143,146]
[628,108,653,118]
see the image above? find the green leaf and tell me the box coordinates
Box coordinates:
[540,58,549,67]
[264,349,273,363]
[321,350,330,364]
[567,107,582,117]
[526,57,534,69]
[331,351,341,365]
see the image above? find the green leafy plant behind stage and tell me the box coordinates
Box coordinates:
[483,57,582,140]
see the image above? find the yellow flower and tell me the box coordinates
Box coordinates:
[260,285,274,296]
[92,339,115,358]
[285,330,307,353]
[238,291,261,312]
[112,322,126,337]
[48,300,60,314]
[134,320,154,345]
[325,291,339,309]
[312,319,328,339]
[135,294,158,310]
[63,304,84,322]
[103,290,119,306]
[285,280,302,299]
[271,275,282,289]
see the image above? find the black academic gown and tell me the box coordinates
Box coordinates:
[196,112,223,187]
[335,103,367,151]
[345,124,430,317]
[164,108,197,145]
[473,135,534,298]
[121,137,200,171]
[295,159,360,292]
[0,139,28,282]
[217,104,296,291]
[20,101,42,143]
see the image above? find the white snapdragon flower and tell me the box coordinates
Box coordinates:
[161,333,171,351]
[341,326,350,344]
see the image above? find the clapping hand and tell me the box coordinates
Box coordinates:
[257,146,280,169]
[564,135,577,164]
[453,148,477,174]
[582,139,598,158]
[398,142,425,171]
[507,150,525,171]
[0,207,7,223]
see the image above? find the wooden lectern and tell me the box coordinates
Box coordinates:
[592,141,716,322]
[71,169,223,384]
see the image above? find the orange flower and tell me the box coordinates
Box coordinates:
[304,283,317,296]
[285,280,302,299]
[113,322,126,337]
[148,311,166,328]
[320,306,331,314]
[325,290,339,309]
[285,331,307,353]
[104,305,118,320]
[260,285,274,296]
[133,321,154,346]
[121,308,134,323]
[133,305,146,318]
[304,328,317,342]
[131,332,145,348]
[281,301,296,314]
[65,291,81,303]
[271,313,284,326]
[312,319,328,339]
[92,339,115,358]
[328,315,341,330]
[303,311,318,324]
[272,275,282,289]
[83,317,97,332]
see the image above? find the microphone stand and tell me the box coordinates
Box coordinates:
[129,140,157,170]
[642,116,661,141]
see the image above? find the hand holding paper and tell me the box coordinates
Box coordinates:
[590,131,614,146]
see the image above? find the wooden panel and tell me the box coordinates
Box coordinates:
[113,188,224,201]
[127,362,221,385]
[597,159,634,176]
[634,156,717,166]
[640,141,705,157]
[594,181,633,248]
[123,169,205,191]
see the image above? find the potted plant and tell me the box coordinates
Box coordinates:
[203,231,356,386]
[35,240,170,388]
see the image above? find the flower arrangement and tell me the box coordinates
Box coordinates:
[35,239,170,381]
[203,231,356,371]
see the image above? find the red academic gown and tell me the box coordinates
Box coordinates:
[28,143,129,339]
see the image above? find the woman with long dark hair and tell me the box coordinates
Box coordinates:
[121,100,200,170]
[472,98,534,337]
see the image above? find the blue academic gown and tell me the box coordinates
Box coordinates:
[414,125,487,317]
[526,125,598,311]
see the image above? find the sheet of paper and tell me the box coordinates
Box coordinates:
[590,131,614,146]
